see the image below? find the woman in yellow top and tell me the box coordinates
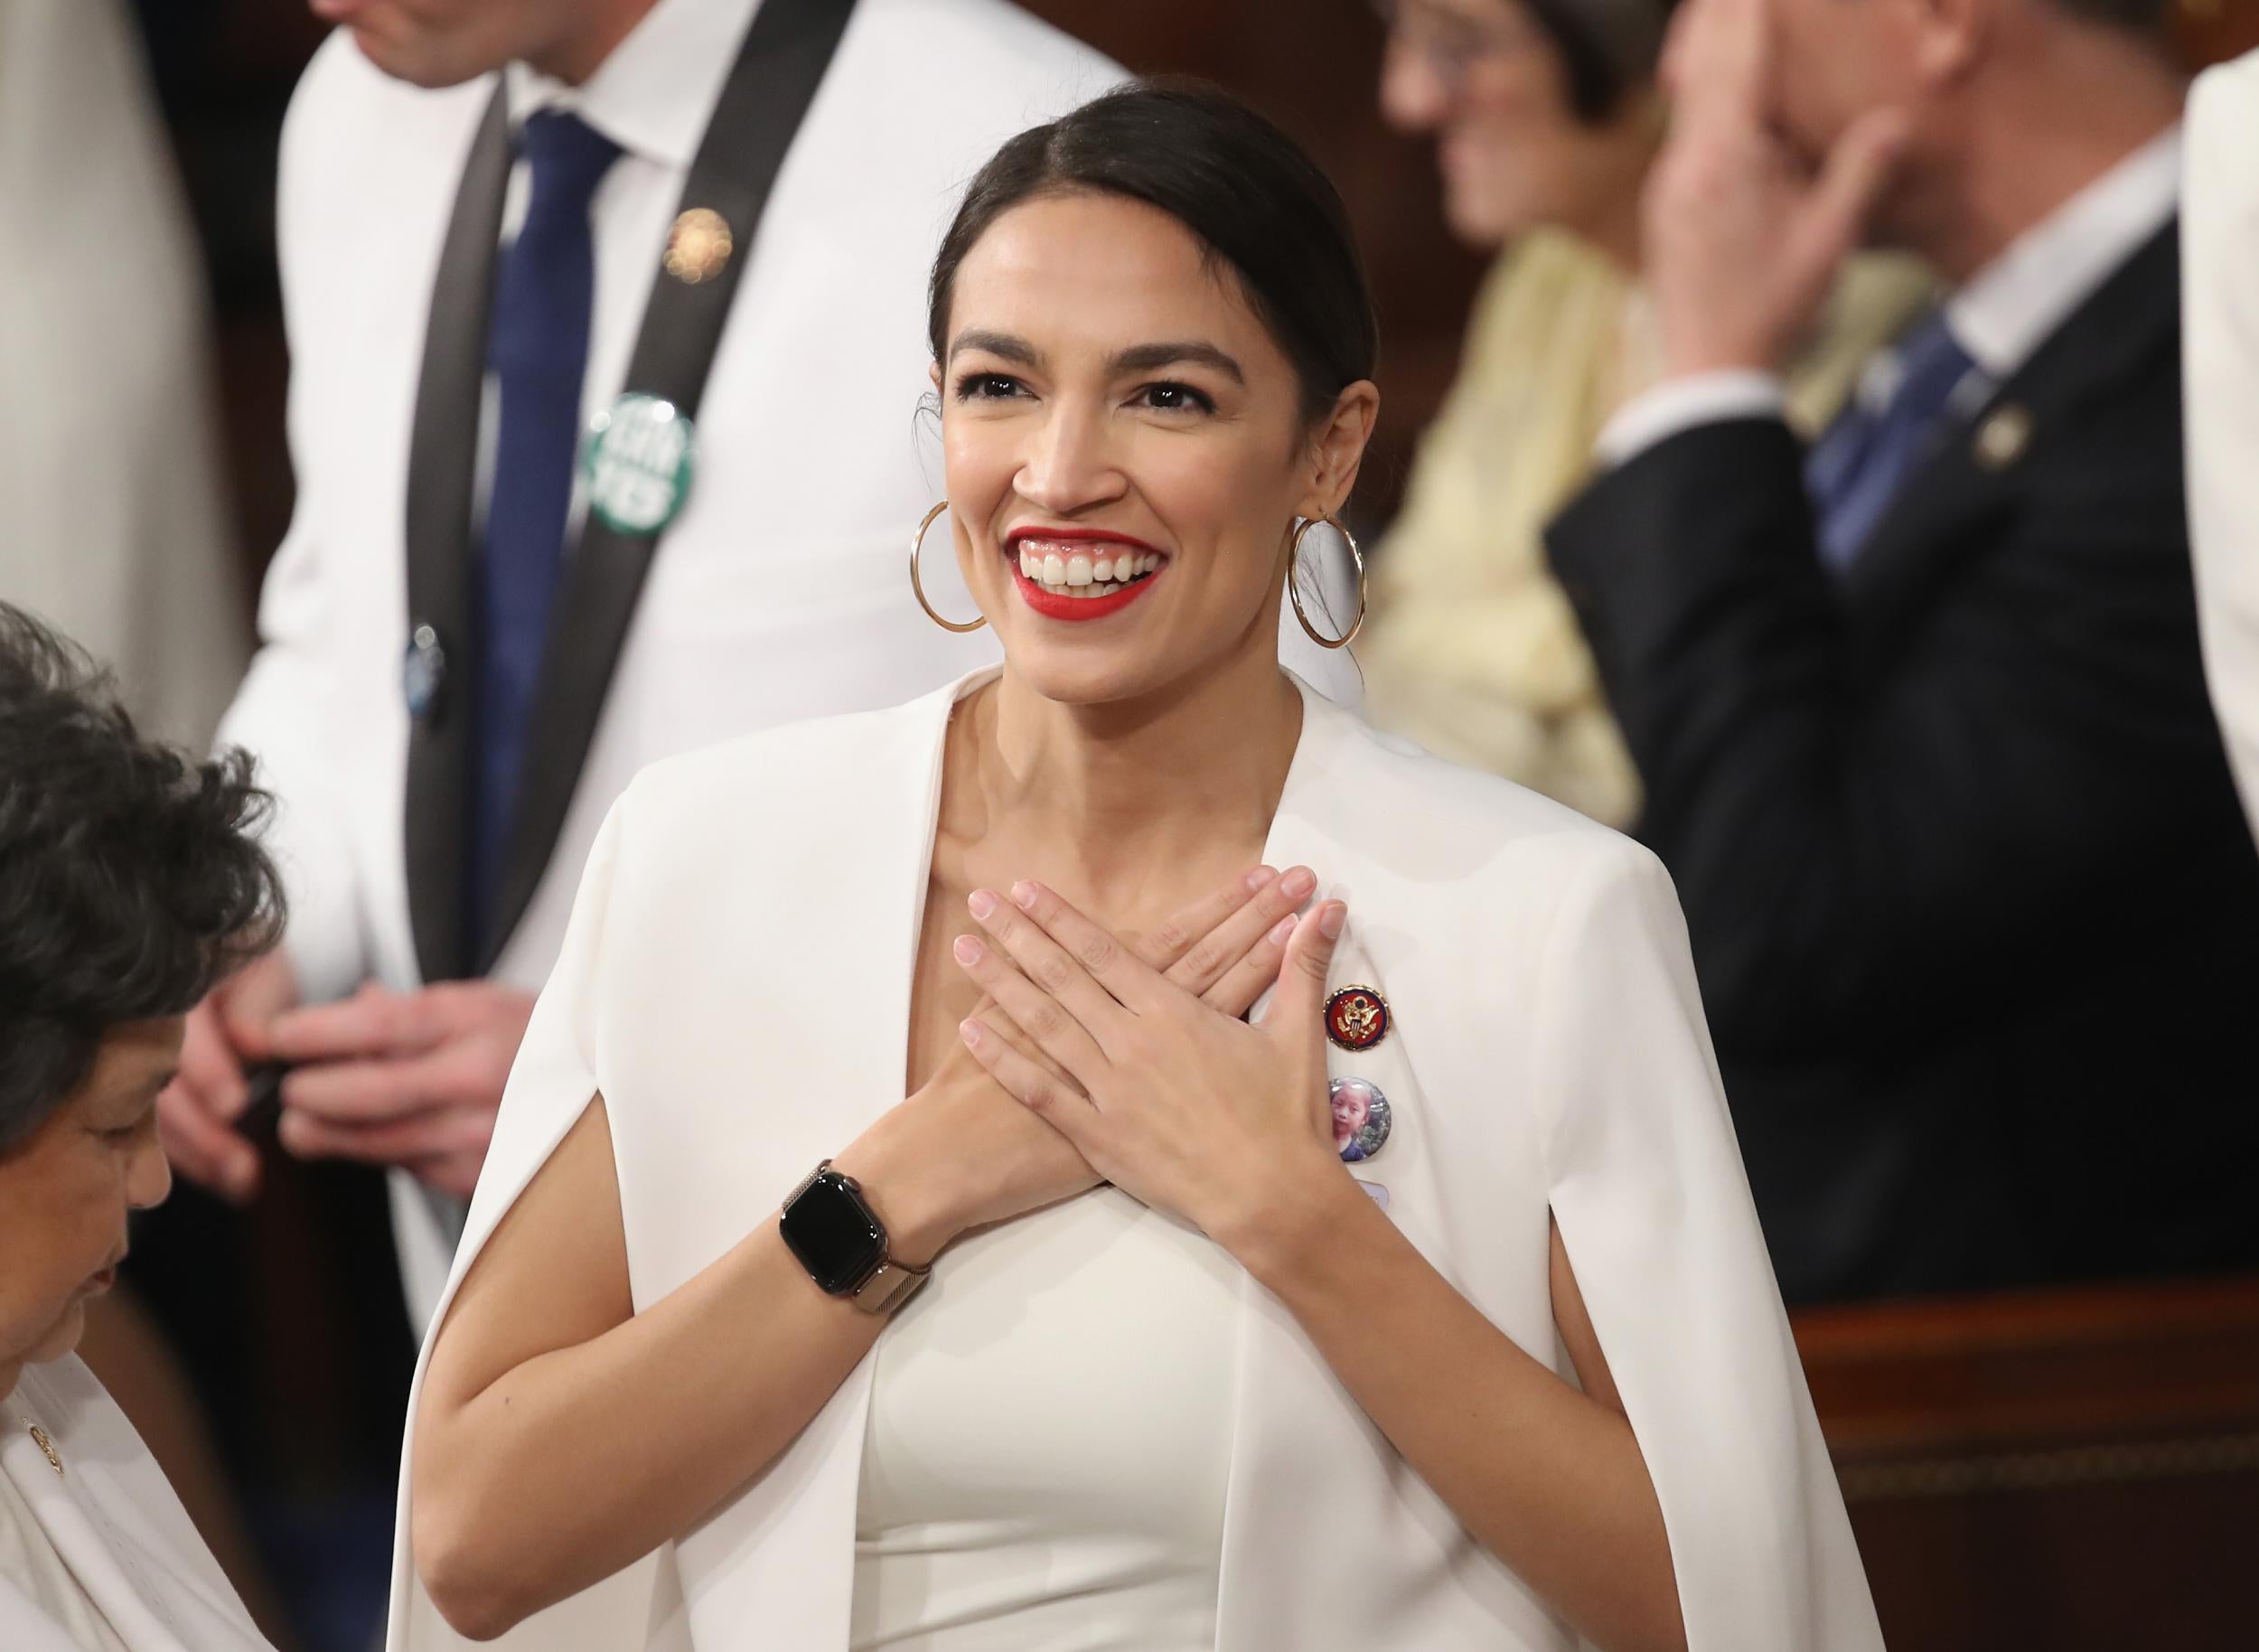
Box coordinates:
[1359,0,1929,824]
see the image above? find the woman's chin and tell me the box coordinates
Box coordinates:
[23,1300,88,1366]
[1001,639,1173,709]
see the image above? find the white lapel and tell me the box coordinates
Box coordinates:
[662,672,974,1650]
[1214,682,1559,1648]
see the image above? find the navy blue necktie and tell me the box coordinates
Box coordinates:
[1804,310,1978,571]
[469,109,621,949]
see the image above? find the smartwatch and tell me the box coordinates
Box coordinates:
[779,1160,930,1314]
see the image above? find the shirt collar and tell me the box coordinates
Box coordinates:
[504,0,763,170]
[1945,123,2183,380]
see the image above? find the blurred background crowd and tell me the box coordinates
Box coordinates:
[5,0,2259,1646]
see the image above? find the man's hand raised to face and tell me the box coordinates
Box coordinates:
[1644,0,1908,380]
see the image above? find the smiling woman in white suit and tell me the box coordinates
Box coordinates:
[390,83,1881,1652]
[0,605,283,1652]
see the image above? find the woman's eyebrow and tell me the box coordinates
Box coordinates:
[1109,341,1246,384]
[948,329,1042,367]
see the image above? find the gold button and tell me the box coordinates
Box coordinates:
[663,207,734,285]
[1973,403,2033,471]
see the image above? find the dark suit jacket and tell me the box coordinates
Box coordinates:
[1547,225,2259,1301]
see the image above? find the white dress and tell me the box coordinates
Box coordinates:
[850,1190,1238,1649]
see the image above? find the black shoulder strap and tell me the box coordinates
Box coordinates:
[402,83,511,987]
[399,0,859,983]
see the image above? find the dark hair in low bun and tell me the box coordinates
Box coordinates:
[928,80,1379,425]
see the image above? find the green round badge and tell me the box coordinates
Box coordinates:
[582,393,697,535]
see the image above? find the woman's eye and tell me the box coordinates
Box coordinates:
[953,372,1025,402]
[1137,381,1215,415]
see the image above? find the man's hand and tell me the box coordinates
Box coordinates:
[1645,0,1907,378]
[158,948,302,1204]
[264,981,537,1199]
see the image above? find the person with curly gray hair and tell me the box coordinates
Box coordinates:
[0,602,282,1649]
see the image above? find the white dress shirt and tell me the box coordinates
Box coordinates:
[1598,125,2184,465]
[2185,50,2259,843]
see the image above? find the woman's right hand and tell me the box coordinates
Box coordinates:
[832,865,1317,1262]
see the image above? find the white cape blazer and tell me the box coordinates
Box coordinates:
[3,1358,270,1651]
[386,670,1882,1652]
[2187,48,2259,844]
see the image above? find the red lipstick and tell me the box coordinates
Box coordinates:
[1010,561,1165,621]
[1005,526,1168,624]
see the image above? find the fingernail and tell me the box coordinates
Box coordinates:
[959,1019,980,1048]
[968,889,996,919]
[1267,914,1296,945]
[1010,880,1039,910]
[1320,903,1346,939]
[1244,866,1276,892]
[952,934,984,965]
[1281,868,1317,900]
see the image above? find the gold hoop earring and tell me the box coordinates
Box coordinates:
[1287,514,1366,650]
[908,501,987,634]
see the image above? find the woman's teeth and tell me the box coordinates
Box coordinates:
[1016,545,1162,597]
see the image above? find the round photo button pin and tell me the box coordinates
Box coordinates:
[1331,1075,1392,1164]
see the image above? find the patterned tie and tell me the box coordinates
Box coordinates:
[469,108,621,951]
[1804,310,1978,571]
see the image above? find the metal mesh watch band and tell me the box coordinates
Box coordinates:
[850,1253,931,1315]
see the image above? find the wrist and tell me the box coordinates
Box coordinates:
[1212,1149,1366,1291]
[1661,336,1781,380]
[826,1137,958,1269]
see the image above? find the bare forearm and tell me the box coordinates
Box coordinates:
[1238,1178,1686,1652]
[415,1219,882,1635]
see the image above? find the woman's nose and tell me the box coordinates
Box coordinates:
[1016,402,1127,517]
[1379,35,1450,134]
[127,1131,174,1211]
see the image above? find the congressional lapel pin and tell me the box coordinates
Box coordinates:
[1330,1075,1392,1164]
[584,392,697,536]
[403,623,446,721]
[23,1418,61,1478]
[1324,984,1391,1052]
[663,206,734,285]
[1973,403,2033,472]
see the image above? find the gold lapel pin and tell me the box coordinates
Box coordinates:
[23,1419,62,1478]
[1973,403,2034,472]
[1324,984,1392,1052]
[663,206,734,285]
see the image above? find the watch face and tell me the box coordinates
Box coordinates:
[781,1172,887,1294]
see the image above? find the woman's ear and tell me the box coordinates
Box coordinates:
[1301,380,1382,520]
[1908,0,1987,90]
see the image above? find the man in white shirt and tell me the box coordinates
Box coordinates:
[1545,0,2259,1298]
[152,0,1140,1324]
[2185,47,2259,842]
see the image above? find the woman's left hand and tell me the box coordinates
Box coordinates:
[950,878,1349,1256]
